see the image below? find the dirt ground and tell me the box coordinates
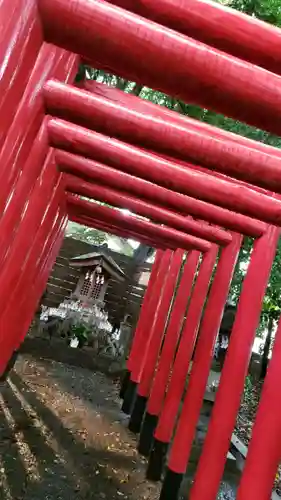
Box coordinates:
[0,355,161,500]
[236,380,281,496]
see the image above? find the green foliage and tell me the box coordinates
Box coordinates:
[230,0,281,25]
[71,323,92,346]
[66,221,108,245]
[243,375,253,404]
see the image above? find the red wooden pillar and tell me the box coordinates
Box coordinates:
[189,226,280,500]
[138,250,200,456]
[18,206,67,347]
[127,250,164,373]
[0,46,77,216]
[0,152,59,316]
[0,19,77,371]
[0,153,62,370]
[159,233,242,499]
[119,250,164,398]
[0,0,43,150]
[128,249,184,433]
[0,194,66,381]
[122,250,173,414]
[0,178,67,376]
[0,121,49,264]
[237,315,281,500]
[146,244,218,481]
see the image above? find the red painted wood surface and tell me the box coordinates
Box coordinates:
[17,208,67,347]
[167,233,242,475]
[81,80,281,163]
[189,226,280,500]
[0,47,77,216]
[67,195,212,252]
[127,251,164,373]
[0,2,79,369]
[39,0,281,134]
[0,178,67,372]
[46,80,281,193]
[80,80,281,202]
[0,1,280,498]
[0,0,43,150]
[154,245,218,444]
[0,121,49,261]
[58,150,266,238]
[146,250,200,416]
[137,249,184,394]
[106,0,281,75]
[49,119,281,225]
[0,152,59,319]
[129,251,173,384]
[65,175,232,246]
[0,46,78,359]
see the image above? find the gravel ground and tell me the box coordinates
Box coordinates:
[0,355,161,500]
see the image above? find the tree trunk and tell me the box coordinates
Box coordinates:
[133,244,154,265]
[260,316,274,380]
[75,63,86,83]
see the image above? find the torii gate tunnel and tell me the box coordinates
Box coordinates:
[2,0,281,498]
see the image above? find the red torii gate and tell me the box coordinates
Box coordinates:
[46,79,281,192]
[1,0,281,499]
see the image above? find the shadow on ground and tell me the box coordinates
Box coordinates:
[0,355,160,500]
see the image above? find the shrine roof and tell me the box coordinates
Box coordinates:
[70,252,126,282]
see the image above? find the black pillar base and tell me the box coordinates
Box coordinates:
[121,380,138,415]
[0,350,19,382]
[138,412,158,457]
[128,395,147,434]
[146,438,169,481]
[159,468,184,500]
[119,369,131,399]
